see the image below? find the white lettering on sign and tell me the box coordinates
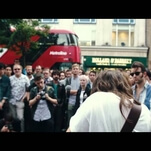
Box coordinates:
[49,51,67,55]
[0,48,8,58]
[110,58,132,64]
[92,57,132,66]
[92,58,110,64]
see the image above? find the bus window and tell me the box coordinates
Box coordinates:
[69,33,79,46]
[57,34,68,46]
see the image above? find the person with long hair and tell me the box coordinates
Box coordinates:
[66,70,151,132]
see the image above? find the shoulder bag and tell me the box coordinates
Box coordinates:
[120,100,142,132]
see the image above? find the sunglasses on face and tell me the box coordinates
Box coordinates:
[130,72,141,76]
[14,68,21,71]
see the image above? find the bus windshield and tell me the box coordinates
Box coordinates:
[38,32,79,46]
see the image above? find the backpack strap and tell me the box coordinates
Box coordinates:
[121,101,142,132]
[65,77,71,86]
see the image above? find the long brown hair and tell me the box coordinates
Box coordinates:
[91,70,134,118]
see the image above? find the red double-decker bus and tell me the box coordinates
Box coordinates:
[0,29,81,70]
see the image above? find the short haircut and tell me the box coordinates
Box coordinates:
[79,75,89,82]
[52,70,60,76]
[34,73,44,81]
[131,61,146,72]
[72,63,80,69]
[0,62,5,69]
[89,70,96,75]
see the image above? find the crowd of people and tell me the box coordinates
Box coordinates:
[0,62,97,132]
[0,60,151,132]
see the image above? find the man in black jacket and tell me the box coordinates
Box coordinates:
[46,70,66,132]
[0,62,11,120]
[29,73,58,132]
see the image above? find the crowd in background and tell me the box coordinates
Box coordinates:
[0,60,151,132]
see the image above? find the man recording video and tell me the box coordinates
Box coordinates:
[29,73,58,132]
[0,112,21,132]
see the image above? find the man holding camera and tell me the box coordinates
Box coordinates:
[0,112,21,132]
[29,73,58,132]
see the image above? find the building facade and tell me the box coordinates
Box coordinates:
[39,19,149,71]
[146,19,151,69]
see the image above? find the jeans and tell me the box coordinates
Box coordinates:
[9,101,25,132]
[67,103,75,128]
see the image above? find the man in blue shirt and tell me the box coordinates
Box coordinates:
[130,61,151,110]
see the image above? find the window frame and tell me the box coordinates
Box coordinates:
[113,19,135,24]
[73,19,96,24]
[40,19,58,23]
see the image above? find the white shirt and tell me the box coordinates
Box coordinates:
[9,74,30,105]
[80,90,85,105]
[34,99,51,121]
[69,92,151,132]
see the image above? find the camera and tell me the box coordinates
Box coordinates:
[38,90,46,99]
[5,123,13,131]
